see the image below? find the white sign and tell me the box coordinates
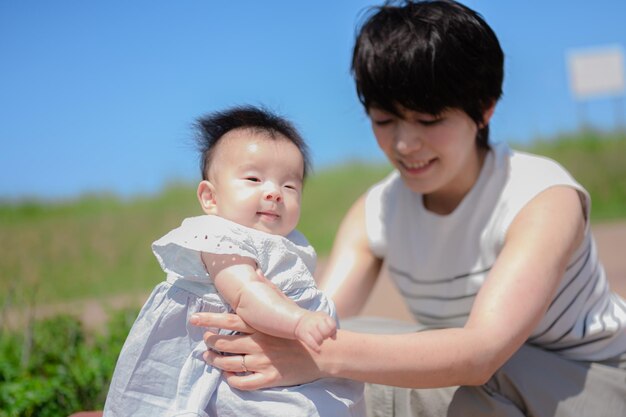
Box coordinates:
[567,46,625,99]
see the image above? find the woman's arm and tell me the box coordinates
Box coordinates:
[325,185,585,387]
[318,194,383,318]
[193,186,585,389]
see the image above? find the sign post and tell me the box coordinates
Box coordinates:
[567,45,625,129]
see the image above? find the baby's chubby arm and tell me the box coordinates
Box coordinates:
[201,252,336,352]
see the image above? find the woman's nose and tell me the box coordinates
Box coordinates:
[395,123,423,155]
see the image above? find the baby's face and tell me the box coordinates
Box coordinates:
[206,130,304,236]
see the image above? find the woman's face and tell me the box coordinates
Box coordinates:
[369,105,490,214]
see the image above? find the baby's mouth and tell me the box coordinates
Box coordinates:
[257,211,280,221]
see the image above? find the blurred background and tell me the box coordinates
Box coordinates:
[1,1,625,415]
[1,0,625,201]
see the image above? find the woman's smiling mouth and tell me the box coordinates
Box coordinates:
[399,158,436,174]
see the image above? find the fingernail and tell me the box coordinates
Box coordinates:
[190,314,200,324]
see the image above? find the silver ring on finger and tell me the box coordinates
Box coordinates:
[240,355,248,373]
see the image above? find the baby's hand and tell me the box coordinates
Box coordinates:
[294,311,337,353]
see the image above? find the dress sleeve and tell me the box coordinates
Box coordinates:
[151,215,258,281]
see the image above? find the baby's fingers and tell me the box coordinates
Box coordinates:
[301,332,323,353]
[319,316,337,338]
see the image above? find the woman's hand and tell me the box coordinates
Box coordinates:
[190,312,324,390]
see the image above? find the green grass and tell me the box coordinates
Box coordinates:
[517,129,626,221]
[0,162,391,307]
[1,129,625,307]
[299,162,392,252]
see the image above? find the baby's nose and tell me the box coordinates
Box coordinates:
[264,190,282,202]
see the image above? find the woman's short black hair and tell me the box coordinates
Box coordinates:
[195,105,311,180]
[352,0,504,148]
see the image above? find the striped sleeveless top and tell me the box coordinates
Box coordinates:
[365,141,626,361]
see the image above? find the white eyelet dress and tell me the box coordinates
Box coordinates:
[103,215,365,417]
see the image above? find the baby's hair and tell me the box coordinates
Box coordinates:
[195,105,311,180]
[352,0,504,148]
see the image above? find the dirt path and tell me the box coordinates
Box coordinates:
[5,222,626,331]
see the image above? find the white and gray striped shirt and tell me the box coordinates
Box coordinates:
[365,141,626,361]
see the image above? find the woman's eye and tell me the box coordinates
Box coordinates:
[418,118,442,126]
[373,119,393,126]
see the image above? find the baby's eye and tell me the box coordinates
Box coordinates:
[245,177,261,183]
[284,184,297,191]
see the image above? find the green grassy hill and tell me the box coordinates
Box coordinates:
[518,130,626,220]
[0,163,392,306]
[1,130,624,307]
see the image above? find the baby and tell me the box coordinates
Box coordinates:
[103,105,364,416]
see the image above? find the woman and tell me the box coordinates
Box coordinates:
[191,1,626,415]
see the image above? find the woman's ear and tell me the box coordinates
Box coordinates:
[479,102,497,128]
[197,180,218,215]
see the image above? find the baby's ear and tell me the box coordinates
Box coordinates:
[197,180,218,214]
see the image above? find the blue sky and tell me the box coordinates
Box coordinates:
[1,0,625,201]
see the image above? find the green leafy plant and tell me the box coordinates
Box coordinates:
[0,309,137,417]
